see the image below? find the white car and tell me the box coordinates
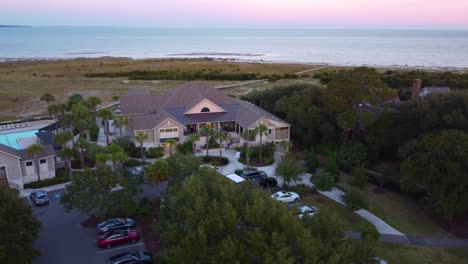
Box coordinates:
[271,191,300,203]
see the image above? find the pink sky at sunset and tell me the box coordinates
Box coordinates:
[2,0,468,28]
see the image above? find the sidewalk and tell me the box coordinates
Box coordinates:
[19,182,70,198]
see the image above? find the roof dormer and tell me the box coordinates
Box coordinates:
[184,98,227,115]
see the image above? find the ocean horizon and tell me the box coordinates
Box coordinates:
[1,27,468,68]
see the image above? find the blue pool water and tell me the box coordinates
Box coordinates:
[0,130,39,150]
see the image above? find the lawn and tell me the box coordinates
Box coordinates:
[375,242,468,264]
[300,192,375,232]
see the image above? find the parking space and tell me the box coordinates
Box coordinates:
[29,189,147,264]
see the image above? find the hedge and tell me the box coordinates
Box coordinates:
[24,171,69,189]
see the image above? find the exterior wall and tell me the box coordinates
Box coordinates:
[134,130,154,148]
[185,99,226,114]
[0,152,22,184]
[21,157,56,184]
[248,118,288,143]
[154,119,184,144]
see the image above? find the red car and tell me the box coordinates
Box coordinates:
[97,229,140,248]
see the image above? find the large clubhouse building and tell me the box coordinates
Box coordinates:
[120,83,291,148]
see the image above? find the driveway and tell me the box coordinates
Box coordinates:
[29,183,163,264]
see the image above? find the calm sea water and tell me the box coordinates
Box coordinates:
[1,27,468,68]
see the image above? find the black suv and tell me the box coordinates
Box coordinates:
[250,176,278,188]
[107,251,152,264]
[240,169,267,179]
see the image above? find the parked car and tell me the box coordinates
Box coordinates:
[97,229,140,248]
[107,251,152,264]
[97,218,136,234]
[250,175,278,188]
[128,166,143,177]
[271,191,300,203]
[29,190,50,206]
[240,169,267,179]
[289,203,319,218]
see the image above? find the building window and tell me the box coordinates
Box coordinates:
[268,128,272,135]
[160,128,178,133]
[26,161,33,166]
[201,107,210,113]
[40,159,47,164]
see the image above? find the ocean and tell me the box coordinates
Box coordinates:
[1,27,468,68]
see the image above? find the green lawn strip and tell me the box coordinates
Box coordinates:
[375,241,468,264]
[300,193,374,232]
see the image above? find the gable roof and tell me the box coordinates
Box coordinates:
[120,83,290,130]
[0,143,56,160]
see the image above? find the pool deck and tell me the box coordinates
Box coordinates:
[0,120,55,135]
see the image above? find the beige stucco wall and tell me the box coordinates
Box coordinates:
[21,157,56,184]
[0,152,22,183]
[155,119,183,143]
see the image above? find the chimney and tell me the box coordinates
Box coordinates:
[411,79,422,100]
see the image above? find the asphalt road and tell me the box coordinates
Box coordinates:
[30,183,164,264]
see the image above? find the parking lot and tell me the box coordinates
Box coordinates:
[27,185,161,264]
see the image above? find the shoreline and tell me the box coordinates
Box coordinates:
[0,55,467,72]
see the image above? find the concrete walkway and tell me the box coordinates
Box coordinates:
[320,187,406,236]
[19,182,71,197]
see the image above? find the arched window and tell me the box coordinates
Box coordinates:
[201,107,210,113]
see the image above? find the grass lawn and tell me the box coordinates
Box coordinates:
[361,183,452,237]
[300,192,374,232]
[339,170,451,237]
[0,57,319,120]
[375,242,468,264]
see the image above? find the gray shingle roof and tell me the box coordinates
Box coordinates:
[0,143,56,160]
[120,83,289,130]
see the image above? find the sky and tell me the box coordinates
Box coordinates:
[2,0,468,29]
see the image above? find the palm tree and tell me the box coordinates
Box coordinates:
[58,147,74,178]
[54,132,73,176]
[256,124,268,165]
[47,103,62,133]
[200,126,214,156]
[165,139,177,156]
[241,130,252,168]
[40,93,55,117]
[97,109,113,145]
[214,131,228,157]
[280,140,293,154]
[72,102,93,141]
[135,131,148,163]
[76,138,88,170]
[87,96,102,123]
[26,144,43,181]
[186,133,200,154]
[62,113,76,148]
[113,115,129,137]
[146,160,171,200]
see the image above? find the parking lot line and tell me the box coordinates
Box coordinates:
[95,242,144,254]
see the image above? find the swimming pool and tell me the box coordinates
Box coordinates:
[0,130,39,150]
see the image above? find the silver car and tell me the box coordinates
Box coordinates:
[29,190,50,206]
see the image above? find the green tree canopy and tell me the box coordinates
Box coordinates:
[275,155,305,188]
[400,129,468,219]
[146,159,171,199]
[0,185,41,264]
[312,169,335,192]
[162,170,321,263]
[60,164,142,218]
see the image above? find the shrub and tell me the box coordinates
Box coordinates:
[337,141,367,172]
[24,173,69,189]
[239,142,275,166]
[201,156,229,166]
[89,124,99,142]
[307,151,320,173]
[123,159,144,168]
[145,147,164,159]
[113,137,139,157]
[341,188,367,210]
[312,169,335,192]
[176,142,192,154]
[234,169,243,176]
[351,166,368,188]
[324,158,340,181]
